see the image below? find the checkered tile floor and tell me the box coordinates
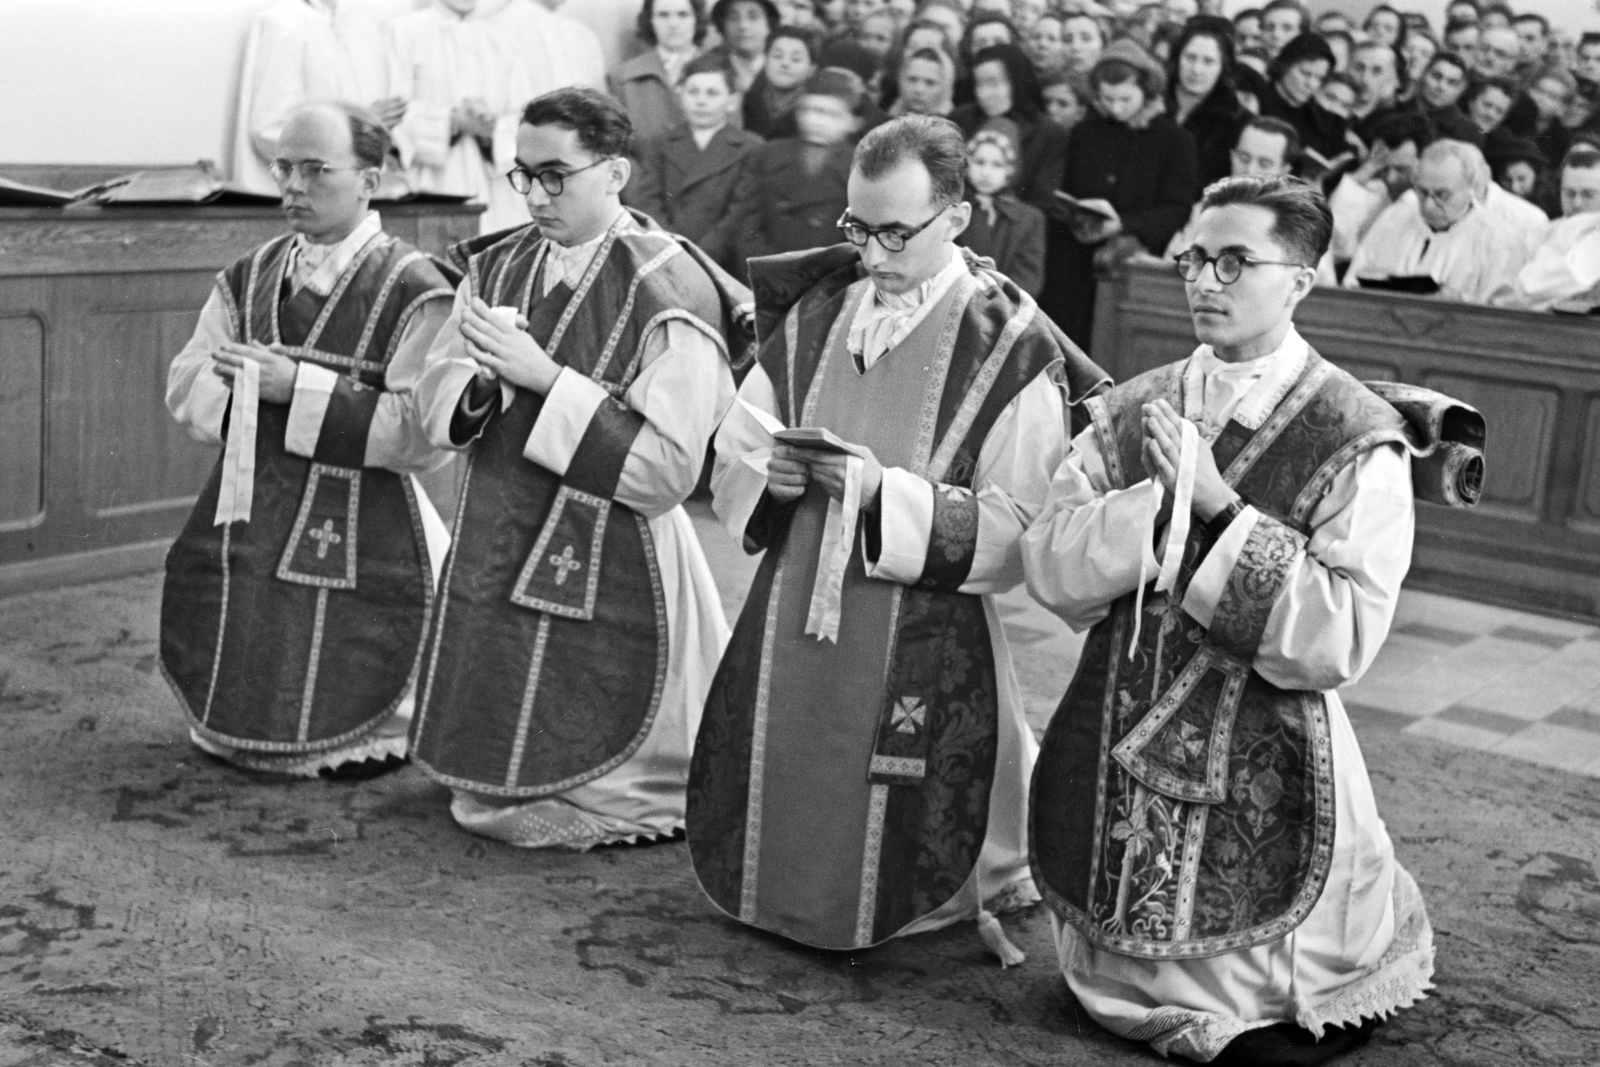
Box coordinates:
[686,502,1600,779]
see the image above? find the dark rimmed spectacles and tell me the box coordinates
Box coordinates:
[1174,248,1308,285]
[836,207,947,252]
[507,158,613,197]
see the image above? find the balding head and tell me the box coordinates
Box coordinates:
[274,103,385,243]
[1415,139,1486,230]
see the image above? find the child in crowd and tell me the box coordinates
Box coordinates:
[724,67,863,261]
[1040,71,1088,134]
[743,25,819,139]
[630,55,765,268]
[958,125,1046,295]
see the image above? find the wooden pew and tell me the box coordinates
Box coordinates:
[0,201,481,598]
[1090,260,1600,623]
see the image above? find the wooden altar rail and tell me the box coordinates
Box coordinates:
[1090,260,1600,622]
[0,202,481,598]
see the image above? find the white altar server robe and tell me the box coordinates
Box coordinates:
[231,0,402,195]
[1498,210,1600,311]
[485,0,609,96]
[390,3,533,234]
[1343,192,1527,303]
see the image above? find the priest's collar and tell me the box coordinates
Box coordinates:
[1185,324,1309,433]
[846,245,967,369]
[289,210,382,297]
[538,206,630,296]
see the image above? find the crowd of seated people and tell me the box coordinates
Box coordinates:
[238,0,1600,336]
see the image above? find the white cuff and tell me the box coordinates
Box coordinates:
[1181,505,1262,629]
[521,367,609,475]
[863,467,932,584]
[717,450,773,543]
[1567,231,1600,290]
[284,361,339,458]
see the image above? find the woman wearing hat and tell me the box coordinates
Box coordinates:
[1040,38,1199,349]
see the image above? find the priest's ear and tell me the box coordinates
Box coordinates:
[605,156,632,197]
[357,164,383,201]
[945,198,972,240]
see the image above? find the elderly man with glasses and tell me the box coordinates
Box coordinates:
[1344,138,1529,303]
[1023,174,1446,1066]
[687,114,1107,959]
[162,103,457,777]
[406,87,749,850]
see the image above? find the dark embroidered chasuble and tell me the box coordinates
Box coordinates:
[688,244,1107,950]
[409,220,726,796]
[1030,350,1414,960]
[160,232,453,753]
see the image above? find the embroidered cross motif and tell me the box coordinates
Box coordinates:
[308,519,342,560]
[891,696,925,735]
[548,544,583,586]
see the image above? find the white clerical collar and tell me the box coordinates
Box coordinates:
[290,210,382,297]
[540,207,629,296]
[846,246,967,370]
[1185,324,1309,433]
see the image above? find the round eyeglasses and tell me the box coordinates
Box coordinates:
[1174,248,1308,285]
[506,158,612,197]
[836,207,947,253]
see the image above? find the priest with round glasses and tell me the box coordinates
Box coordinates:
[1022,175,1450,1065]
[688,114,1108,958]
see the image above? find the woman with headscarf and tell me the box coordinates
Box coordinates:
[1256,31,1349,175]
[888,46,957,117]
[609,0,709,148]
[877,17,956,112]
[1166,16,1249,187]
[950,42,1071,208]
[1041,38,1199,349]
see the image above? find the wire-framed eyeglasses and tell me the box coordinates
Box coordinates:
[836,207,947,253]
[1174,248,1308,285]
[268,159,368,184]
[506,158,612,197]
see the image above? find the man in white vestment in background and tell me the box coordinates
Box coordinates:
[1344,139,1528,303]
[390,0,533,234]
[1026,175,1440,1066]
[487,0,609,96]
[231,0,408,194]
[1499,142,1600,311]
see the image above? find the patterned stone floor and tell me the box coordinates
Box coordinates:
[0,505,1595,1066]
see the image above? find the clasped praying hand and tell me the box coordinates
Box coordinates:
[1141,399,1236,525]
[767,444,884,512]
[460,296,561,395]
[211,342,298,403]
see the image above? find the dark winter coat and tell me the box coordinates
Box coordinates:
[628,123,765,268]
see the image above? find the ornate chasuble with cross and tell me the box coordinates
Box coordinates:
[689,245,1100,950]
[1030,350,1412,960]
[409,222,726,796]
[161,233,453,753]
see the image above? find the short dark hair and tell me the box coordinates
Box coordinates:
[1581,32,1600,53]
[522,88,633,159]
[1268,32,1335,84]
[1463,76,1516,108]
[1564,142,1600,175]
[853,114,968,209]
[330,103,390,169]
[1511,13,1549,35]
[1239,115,1302,164]
[1261,0,1307,28]
[769,24,821,62]
[1444,18,1480,40]
[1428,50,1470,79]
[1198,174,1332,265]
[711,0,777,34]
[1367,111,1436,152]
[636,0,708,47]
[681,53,737,91]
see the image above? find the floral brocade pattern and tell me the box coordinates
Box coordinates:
[875,589,999,937]
[920,484,979,590]
[1209,516,1307,660]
